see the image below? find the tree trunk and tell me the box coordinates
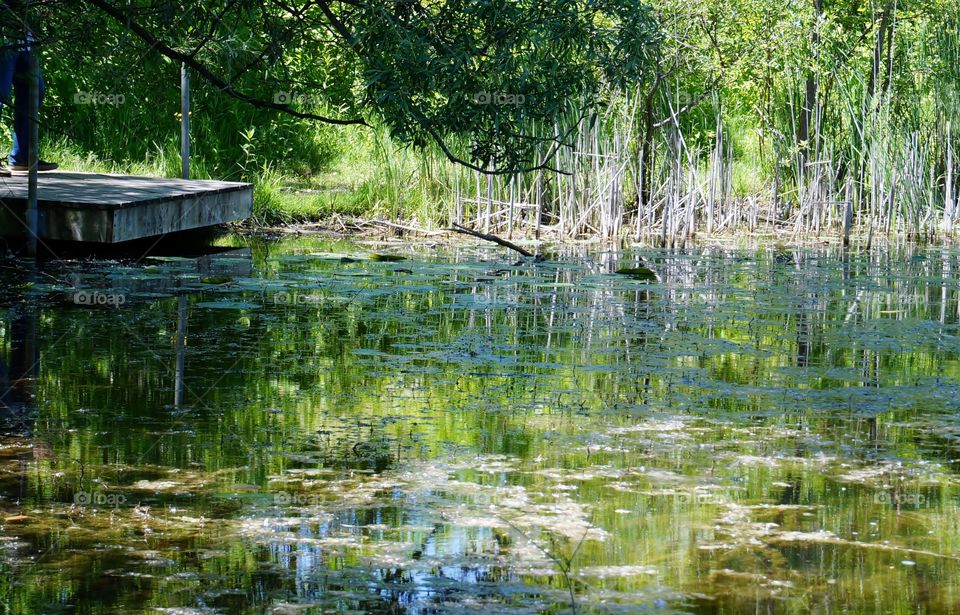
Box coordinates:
[798,0,823,162]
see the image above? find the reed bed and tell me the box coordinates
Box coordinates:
[430,3,960,243]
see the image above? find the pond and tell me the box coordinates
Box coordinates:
[1,236,960,614]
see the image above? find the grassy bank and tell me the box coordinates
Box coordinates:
[32,120,960,246]
[25,0,958,243]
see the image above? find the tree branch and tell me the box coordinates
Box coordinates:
[85,0,368,126]
[446,223,536,257]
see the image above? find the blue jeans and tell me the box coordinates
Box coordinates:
[0,44,45,167]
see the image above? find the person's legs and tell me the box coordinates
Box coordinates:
[10,47,44,167]
[0,50,15,175]
[0,49,15,111]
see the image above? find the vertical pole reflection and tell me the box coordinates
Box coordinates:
[174,294,187,409]
[1,299,38,436]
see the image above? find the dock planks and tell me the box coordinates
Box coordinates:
[0,171,252,243]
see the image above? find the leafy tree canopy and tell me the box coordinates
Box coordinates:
[27,0,660,173]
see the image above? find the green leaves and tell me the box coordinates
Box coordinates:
[68,0,659,173]
[348,0,658,172]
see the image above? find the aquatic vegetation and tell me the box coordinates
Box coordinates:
[614,266,658,281]
[1,238,959,612]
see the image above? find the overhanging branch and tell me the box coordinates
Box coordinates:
[85,0,369,126]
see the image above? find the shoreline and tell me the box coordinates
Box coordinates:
[236,216,960,251]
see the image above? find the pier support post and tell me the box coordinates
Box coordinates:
[181,63,190,180]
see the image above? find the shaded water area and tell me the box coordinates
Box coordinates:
[2,237,960,614]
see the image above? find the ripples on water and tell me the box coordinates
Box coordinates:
[1,238,959,613]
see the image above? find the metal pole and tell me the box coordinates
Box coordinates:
[26,46,39,258]
[180,62,190,179]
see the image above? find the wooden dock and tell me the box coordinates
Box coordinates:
[0,171,252,243]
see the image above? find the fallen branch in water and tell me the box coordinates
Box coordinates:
[446,223,536,258]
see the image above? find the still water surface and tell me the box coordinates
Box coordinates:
[1,237,960,613]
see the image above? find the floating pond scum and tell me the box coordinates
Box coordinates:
[1,239,960,613]
[0,171,252,243]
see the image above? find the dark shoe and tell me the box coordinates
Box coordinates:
[10,160,59,174]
